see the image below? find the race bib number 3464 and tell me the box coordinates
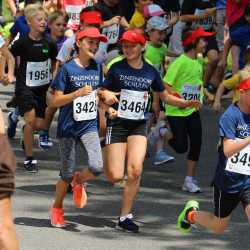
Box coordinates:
[118,89,147,120]
[73,91,97,121]
[226,141,250,176]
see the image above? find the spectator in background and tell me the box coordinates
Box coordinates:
[181,0,218,93]
[129,0,153,28]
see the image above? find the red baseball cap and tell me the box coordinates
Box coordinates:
[76,27,107,42]
[119,30,146,46]
[182,27,215,46]
[80,11,102,24]
[237,79,250,90]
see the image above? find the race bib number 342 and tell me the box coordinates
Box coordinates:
[226,141,250,176]
[118,89,147,120]
[73,91,97,121]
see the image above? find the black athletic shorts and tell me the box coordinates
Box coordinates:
[213,185,250,218]
[205,35,219,54]
[105,120,147,145]
[16,85,49,118]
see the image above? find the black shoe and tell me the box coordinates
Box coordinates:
[23,159,38,173]
[118,218,139,233]
[205,83,217,94]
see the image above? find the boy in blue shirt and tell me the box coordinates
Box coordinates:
[177,78,250,234]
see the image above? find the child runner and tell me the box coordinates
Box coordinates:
[49,27,108,228]
[163,27,215,193]
[177,78,250,234]
[10,3,57,172]
[100,30,201,233]
[144,16,178,166]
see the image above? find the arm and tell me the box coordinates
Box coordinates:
[0,45,15,84]
[223,137,250,158]
[158,89,201,109]
[49,85,92,108]
[6,0,17,16]
[181,8,216,22]
[0,108,5,134]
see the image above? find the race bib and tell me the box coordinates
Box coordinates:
[73,90,97,121]
[226,142,250,176]
[181,84,201,101]
[118,89,148,120]
[194,9,214,31]
[102,24,119,44]
[66,5,84,26]
[26,59,51,87]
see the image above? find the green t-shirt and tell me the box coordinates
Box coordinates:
[144,42,167,73]
[163,54,203,117]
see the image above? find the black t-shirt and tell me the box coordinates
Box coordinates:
[95,0,122,21]
[120,0,135,22]
[155,0,180,13]
[181,0,215,31]
[94,0,123,50]
[10,35,57,90]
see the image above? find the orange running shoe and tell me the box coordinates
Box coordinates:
[71,172,87,208]
[50,207,65,228]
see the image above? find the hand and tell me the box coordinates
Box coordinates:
[213,101,221,112]
[205,7,216,17]
[0,74,10,86]
[75,85,92,97]
[7,74,15,84]
[108,107,118,119]
[109,16,121,25]
[186,100,202,110]
[100,90,119,105]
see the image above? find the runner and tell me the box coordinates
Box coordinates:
[0,107,18,250]
[144,16,176,166]
[49,27,108,228]
[177,78,250,234]
[163,27,215,193]
[100,30,201,233]
[10,3,57,172]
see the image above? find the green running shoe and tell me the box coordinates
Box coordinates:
[177,200,199,233]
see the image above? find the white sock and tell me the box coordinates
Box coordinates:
[185,176,193,182]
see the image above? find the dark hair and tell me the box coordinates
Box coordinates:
[245,4,250,16]
[182,27,200,52]
[80,5,100,16]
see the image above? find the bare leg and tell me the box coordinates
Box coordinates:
[53,180,69,208]
[186,159,197,177]
[0,198,18,250]
[245,204,250,222]
[194,211,230,234]
[120,135,147,216]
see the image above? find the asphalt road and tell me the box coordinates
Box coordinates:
[0,84,249,250]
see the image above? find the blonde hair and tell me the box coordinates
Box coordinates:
[24,3,46,21]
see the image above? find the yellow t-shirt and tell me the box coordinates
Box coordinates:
[223,74,240,103]
[129,10,145,28]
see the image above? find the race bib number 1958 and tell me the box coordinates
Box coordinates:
[226,141,250,176]
[118,89,147,120]
[26,59,51,87]
[73,91,97,121]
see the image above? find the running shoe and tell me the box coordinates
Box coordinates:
[50,207,66,228]
[71,172,87,208]
[177,200,199,233]
[23,158,38,173]
[154,150,175,165]
[38,131,53,150]
[182,179,201,193]
[7,112,18,138]
[118,216,139,233]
